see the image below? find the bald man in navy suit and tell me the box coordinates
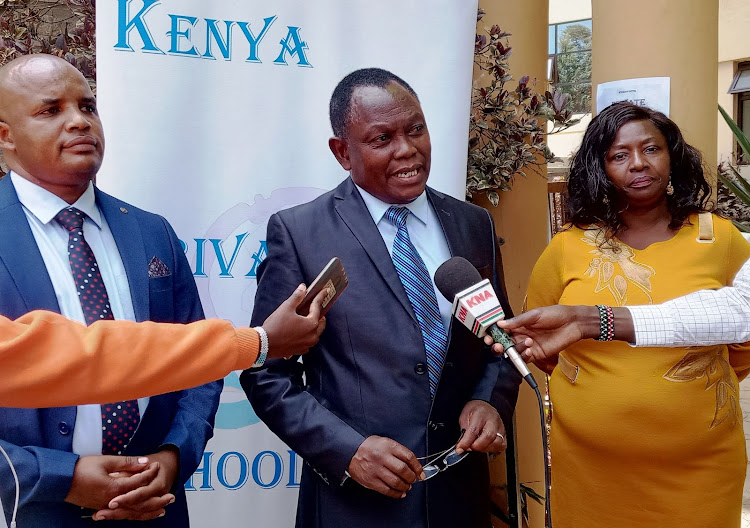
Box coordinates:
[0,54,221,526]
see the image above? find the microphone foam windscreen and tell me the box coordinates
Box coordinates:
[434,256,483,301]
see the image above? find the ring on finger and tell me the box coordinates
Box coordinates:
[495,432,505,442]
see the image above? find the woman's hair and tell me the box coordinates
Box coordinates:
[566,101,712,235]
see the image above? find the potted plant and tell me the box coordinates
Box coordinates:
[468,11,579,206]
[717,105,750,234]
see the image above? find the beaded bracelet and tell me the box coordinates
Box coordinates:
[594,305,615,341]
[252,326,269,367]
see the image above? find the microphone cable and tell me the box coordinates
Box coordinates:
[528,377,552,528]
[489,328,552,527]
[489,328,553,527]
[0,443,19,528]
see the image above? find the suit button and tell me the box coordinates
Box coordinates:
[415,363,427,375]
[58,422,70,435]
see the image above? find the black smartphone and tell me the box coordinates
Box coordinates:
[296,257,348,316]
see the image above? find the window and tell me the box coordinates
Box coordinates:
[730,62,750,164]
[548,19,592,114]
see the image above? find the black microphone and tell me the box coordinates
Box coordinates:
[434,256,537,390]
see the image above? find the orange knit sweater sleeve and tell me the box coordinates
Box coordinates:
[0,310,259,408]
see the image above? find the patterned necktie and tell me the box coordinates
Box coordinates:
[55,207,140,455]
[385,206,448,395]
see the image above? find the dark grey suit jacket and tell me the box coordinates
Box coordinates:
[241,177,520,528]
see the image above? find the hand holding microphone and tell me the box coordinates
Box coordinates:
[434,257,537,390]
[435,257,552,527]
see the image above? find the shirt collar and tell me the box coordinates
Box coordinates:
[354,183,429,227]
[10,171,102,229]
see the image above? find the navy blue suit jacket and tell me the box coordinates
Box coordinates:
[0,176,222,527]
[241,178,521,528]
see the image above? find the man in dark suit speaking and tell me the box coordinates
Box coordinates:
[0,54,221,525]
[241,68,521,528]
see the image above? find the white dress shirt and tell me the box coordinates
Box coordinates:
[355,185,453,332]
[628,257,750,346]
[11,172,146,456]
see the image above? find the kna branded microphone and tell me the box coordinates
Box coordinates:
[434,256,537,390]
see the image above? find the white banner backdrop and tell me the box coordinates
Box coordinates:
[83,1,477,526]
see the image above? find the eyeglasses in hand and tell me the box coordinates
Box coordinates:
[418,429,470,481]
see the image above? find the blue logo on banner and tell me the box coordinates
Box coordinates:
[115,0,312,67]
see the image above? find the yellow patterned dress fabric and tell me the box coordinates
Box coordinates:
[526,215,750,528]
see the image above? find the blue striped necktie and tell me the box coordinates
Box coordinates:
[385,206,448,396]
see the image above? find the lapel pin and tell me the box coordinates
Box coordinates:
[120,207,128,214]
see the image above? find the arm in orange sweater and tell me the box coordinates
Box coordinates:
[1,284,325,407]
[0,311,254,408]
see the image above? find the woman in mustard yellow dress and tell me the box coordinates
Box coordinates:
[527,102,750,527]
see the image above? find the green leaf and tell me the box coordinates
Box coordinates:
[719,105,750,159]
[731,220,750,232]
[718,172,750,206]
[726,164,750,197]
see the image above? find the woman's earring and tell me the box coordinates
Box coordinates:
[602,195,609,204]
[666,177,674,196]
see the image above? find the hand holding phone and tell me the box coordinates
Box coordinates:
[296,257,348,316]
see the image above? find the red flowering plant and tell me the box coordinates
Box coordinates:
[468,12,578,206]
